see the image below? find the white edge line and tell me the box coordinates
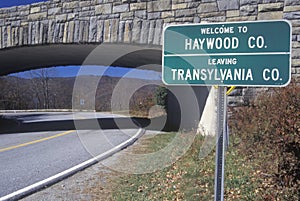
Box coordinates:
[0,127,145,201]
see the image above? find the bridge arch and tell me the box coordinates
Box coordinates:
[0,43,162,76]
[0,41,205,131]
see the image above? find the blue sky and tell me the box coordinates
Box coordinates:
[0,0,48,8]
[10,66,161,80]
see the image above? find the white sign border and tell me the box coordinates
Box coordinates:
[162,20,292,87]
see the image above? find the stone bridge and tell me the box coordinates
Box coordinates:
[0,0,299,78]
[0,0,299,130]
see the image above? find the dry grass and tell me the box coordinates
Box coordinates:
[79,132,263,200]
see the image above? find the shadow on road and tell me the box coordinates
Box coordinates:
[0,115,172,134]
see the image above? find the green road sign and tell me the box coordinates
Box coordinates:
[162,20,291,86]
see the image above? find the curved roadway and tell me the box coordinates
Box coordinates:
[0,112,141,199]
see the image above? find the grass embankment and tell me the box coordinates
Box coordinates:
[110,133,263,201]
[108,83,299,200]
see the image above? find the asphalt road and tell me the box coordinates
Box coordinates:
[0,112,140,199]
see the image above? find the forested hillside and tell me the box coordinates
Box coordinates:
[0,75,161,115]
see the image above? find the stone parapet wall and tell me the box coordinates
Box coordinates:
[0,0,299,88]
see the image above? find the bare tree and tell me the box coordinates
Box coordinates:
[29,68,56,109]
[0,76,30,110]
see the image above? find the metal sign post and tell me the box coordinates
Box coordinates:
[214,86,227,201]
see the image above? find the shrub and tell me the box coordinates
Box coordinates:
[155,86,168,110]
[229,81,300,199]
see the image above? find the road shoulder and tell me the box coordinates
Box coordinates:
[20,131,154,201]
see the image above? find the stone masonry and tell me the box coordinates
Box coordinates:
[0,0,299,102]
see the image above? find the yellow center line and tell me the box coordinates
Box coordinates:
[0,130,75,153]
